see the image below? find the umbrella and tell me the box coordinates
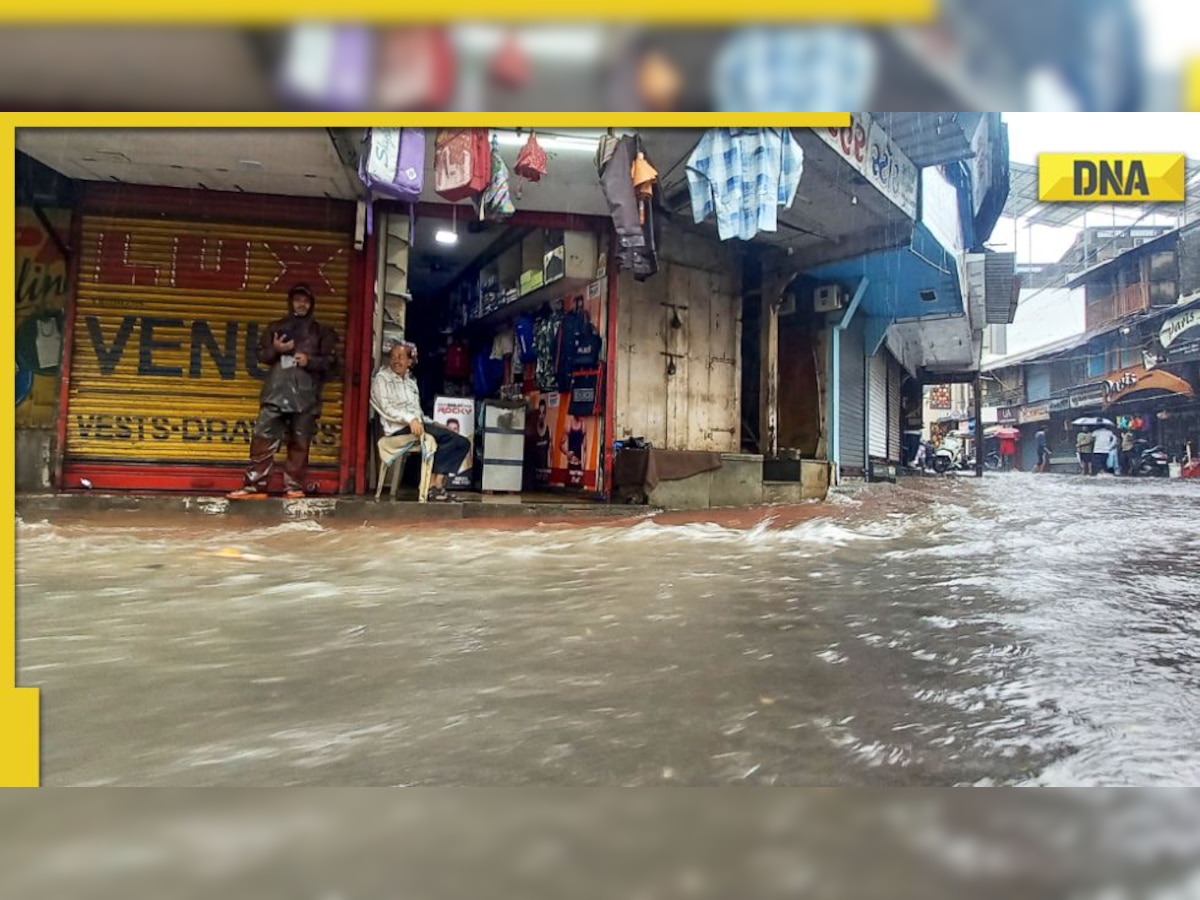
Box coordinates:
[1072,417,1115,427]
[989,427,1020,439]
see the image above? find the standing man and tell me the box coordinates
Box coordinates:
[1091,423,1118,475]
[371,342,470,502]
[998,432,1018,471]
[1119,429,1135,475]
[1075,427,1094,476]
[227,283,338,500]
[1034,427,1051,473]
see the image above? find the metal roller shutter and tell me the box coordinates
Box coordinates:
[838,320,866,473]
[868,350,888,459]
[65,212,351,491]
[888,352,902,462]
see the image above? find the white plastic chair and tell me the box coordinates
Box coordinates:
[375,431,437,502]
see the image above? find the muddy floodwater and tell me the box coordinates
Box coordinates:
[16,473,1200,785]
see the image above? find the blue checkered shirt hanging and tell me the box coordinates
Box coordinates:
[711,28,876,114]
[685,128,804,242]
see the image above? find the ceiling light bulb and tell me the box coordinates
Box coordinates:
[435,230,458,245]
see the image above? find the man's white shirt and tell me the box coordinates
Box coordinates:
[370,367,425,435]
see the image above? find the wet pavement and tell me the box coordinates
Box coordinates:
[16,472,1200,785]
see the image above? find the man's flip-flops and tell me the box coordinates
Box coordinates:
[225,488,268,500]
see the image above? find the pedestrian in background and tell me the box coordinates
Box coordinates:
[1091,424,1118,476]
[1035,427,1051,473]
[1119,429,1135,475]
[999,433,1018,471]
[1075,427,1094,476]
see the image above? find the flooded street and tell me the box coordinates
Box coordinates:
[16,474,1200,786]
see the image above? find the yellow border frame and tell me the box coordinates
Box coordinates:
[2,2,935,24]
[2,110,849,787]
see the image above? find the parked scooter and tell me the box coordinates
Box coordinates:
[1130,439,1170,477]
[931,432,972,474]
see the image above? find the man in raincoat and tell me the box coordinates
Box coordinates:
[227,283,338,499]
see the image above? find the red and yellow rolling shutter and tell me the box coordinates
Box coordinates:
[64,211,352,492]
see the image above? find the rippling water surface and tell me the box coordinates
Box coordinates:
[16,474,1200,785]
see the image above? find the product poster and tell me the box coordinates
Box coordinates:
[433,395,475,489]
[552,397,601,491]
[526,390,559,487]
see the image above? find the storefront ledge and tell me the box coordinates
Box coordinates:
[647,452,767,511]
[15,493,643,524]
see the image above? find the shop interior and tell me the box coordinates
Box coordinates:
[372,194,610,499]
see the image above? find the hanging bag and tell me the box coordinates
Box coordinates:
[568,367,604,418]
[568,315,603,370]
[480,138,516,220]
[435,128,490,201]
[514,131,548,182]
[359,127,426,202]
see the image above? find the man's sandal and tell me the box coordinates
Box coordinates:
[226,488,268,500]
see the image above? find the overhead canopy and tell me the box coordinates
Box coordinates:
[15,127,616,216]
[804,222,964,322]
[1003,158,1200,228]
[867,112,978,168]
[638,127,916,270]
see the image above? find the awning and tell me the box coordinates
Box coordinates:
[981,326,1107,371]
[868,113,976,168]
[805,222,964,322]
[1103,367,1195,408]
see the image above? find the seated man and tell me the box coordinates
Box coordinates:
[370,342,471,502]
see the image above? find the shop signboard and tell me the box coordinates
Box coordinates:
[1069,384,1105,409]
[1018,402,1050,424]
[1048,396,1071,413]
[1102,364,1195,406]
[433,395,475,489]
[814,113,919,219]
[1160,304,1200,350]
[997,406,1018,424]
[1166,338,1200,364]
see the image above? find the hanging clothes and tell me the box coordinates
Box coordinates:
[599,134,659,281]
[685,128,804,241]
[631,150,658,226]
[534,309,561,392]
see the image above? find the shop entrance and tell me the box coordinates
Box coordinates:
[367,203,612,500]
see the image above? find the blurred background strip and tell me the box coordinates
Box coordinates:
[0,5,1195,112]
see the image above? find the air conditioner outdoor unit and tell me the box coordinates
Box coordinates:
[814,284,846,313]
